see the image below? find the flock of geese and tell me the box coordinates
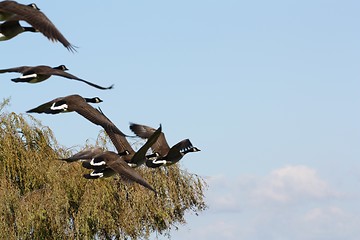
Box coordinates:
[1,1,200,194]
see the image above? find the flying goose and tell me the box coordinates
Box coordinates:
[26,94,126,137]
[129,123,201,168]
[0,1,76,51]
[84,151,156,193]
[0,20,37,41]
[0,65,114,90]
[61,150,156,193]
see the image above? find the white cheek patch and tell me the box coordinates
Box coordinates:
[90,158,106,166]
[50,102,68,111]
[20,73,37,79]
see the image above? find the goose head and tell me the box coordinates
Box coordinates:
[84,97,103,103]
[54,65,69,71]
[182,146,201,155]
[28,3,40,10]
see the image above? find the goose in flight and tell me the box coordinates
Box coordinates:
[129,123,200,168]
[0,65,113,90]
[60,149,157,193]
[0,1,77,51]
[80,151,156,193]
[26,94,125,138]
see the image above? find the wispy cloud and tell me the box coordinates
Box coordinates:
[206,165,340,212]
[178,165,360,240]
[251,165,341,203]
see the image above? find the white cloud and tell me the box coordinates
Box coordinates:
[295,206,360,240]
[206,165,340,212]
[251,165,340,203]
[173,165,360,240]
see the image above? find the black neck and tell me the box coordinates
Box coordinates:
[84,97,98,103]
[23,27,37,32]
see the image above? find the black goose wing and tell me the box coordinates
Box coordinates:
[0,66,32,74]
[129,123,156,138]
[106,130,135,155]
[69,101,127,137]
[50,69,114,90]
[129,125,162,166]
[106,155,156,193]
[0,1,76,52]
[129,123,170,156]
[96,107,134,155]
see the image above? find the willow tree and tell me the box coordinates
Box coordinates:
[0,100,207,239]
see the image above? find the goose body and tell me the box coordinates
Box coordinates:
[64,150,156,193]
[0,20,37,40]
[0,1,76,51]
[129,123,200,168]
[0,65,113,90]
[61,147,129,171]
[27,94,102,114]
[26,95,126,138]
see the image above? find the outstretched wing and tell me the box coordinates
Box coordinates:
[59,147,104,162]
[106,155,156,193]
[129,123,170,156]
[129,124,162,166]
[51,69,114,90]
[0,66,31,74]
[70,102,127,137]
[97,108,134,155]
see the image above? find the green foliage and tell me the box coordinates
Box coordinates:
[0,102,207,239]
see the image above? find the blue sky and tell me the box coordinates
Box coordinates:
[1,0,360,239]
